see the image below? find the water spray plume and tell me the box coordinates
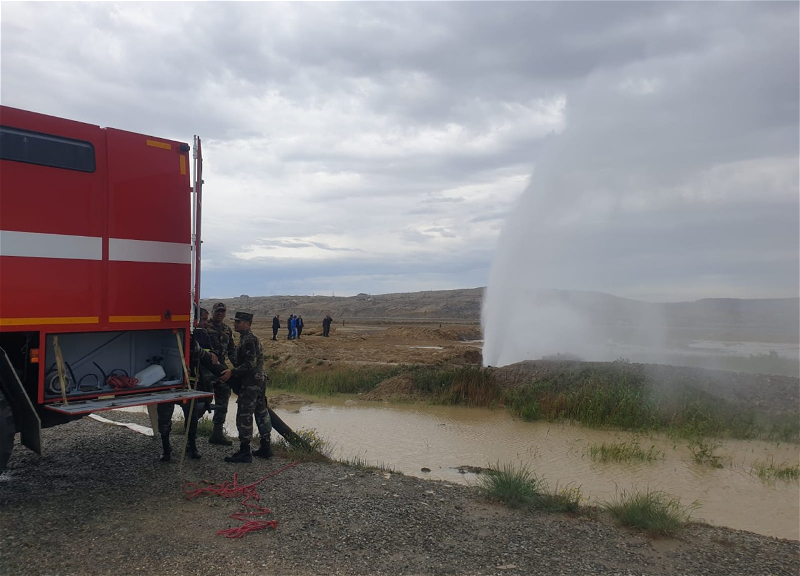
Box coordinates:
[482,60,799,369]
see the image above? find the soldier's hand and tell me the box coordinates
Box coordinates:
[220,369,232,382]
[210,352,219,365]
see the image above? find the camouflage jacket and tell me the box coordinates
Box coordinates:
[232,330,264,380]
[206,320,236,365]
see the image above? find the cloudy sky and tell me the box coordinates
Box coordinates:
[2,2,797,302]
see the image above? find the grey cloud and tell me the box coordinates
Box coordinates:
[470,212,508,224]
[234,238,364,253]
[423,227,456,239]
[2,1,796,302]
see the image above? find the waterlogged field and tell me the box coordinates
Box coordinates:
[248,397,800,540]
[152,320,798,540]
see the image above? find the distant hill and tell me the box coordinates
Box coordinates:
[527,290,799,343]
[201,288,799,343]
[200,288,484,324]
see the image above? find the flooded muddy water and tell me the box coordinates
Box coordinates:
[224,397,799,540]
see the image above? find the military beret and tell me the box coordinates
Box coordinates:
[233,311,253,323]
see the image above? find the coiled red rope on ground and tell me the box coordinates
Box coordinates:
[182,460,301,538]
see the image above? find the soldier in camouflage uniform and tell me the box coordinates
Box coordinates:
[156,325,223,462]
[206,302,236,446]
[220,311,273,463]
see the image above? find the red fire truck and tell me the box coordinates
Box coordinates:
[0,105,212,472]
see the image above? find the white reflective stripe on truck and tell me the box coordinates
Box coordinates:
[0,230,102,260]
[0,231,190,264]
[108,238,191,264]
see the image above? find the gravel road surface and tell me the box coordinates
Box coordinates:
[1,413,798,576]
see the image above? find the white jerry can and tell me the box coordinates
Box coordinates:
[134,364,166,387]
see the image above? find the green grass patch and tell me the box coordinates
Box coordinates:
[504,365,657,429]
[751,458,800,482]
[687,437,724,468]
[272,427,332,462]
[405,365,504,407]
[268,363,503,406]
[604,488,697,536]
[765,414,800,443]
[269,365,400,395]
[587,440,663,463]
[503,363,798,442]
[194,417,214,437]
[264,360,797,442]
[339,456,396,473]
[477,462,584,513]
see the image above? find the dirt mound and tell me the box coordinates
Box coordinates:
[361,375,428,401]
[449,348,483,365]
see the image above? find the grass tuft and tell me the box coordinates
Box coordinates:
[688,437,724,468]
[588,440,663,463]
[272,427,332,463]
[751,458,800,482]
[477,462,585,513]
[604,488,697,536]
[193,417,214,437]
[339,456,396,473]
[477,462,544,508]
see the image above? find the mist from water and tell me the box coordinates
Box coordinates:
[482,54,799,369]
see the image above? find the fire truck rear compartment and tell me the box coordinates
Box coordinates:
[42,329,187,400]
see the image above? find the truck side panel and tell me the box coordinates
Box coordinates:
[105,128,192,328]
[0,107,107,328]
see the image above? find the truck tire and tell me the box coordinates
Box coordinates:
[0,392,15,474]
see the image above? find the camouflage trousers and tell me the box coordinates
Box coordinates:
[156,400,206,437]
[212,379,231,426]
[235,374,272,443]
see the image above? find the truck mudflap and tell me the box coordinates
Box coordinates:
[0,345,41,455]
[43,389,213,415]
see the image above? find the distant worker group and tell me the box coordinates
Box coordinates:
[273,313,332,339]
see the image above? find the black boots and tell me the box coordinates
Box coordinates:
[225,442,252,463]
[187,435,201,460]
[209,423,232,446]
[160,434,172,462]
[162,434,202,461]
[252,438,273,459]
[223,438,271,462]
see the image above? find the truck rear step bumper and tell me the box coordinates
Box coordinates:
[43,389,213,415]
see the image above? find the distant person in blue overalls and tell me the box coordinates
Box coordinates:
[289,314,297,340]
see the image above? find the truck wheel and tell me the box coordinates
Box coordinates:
[0,395,15,474]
